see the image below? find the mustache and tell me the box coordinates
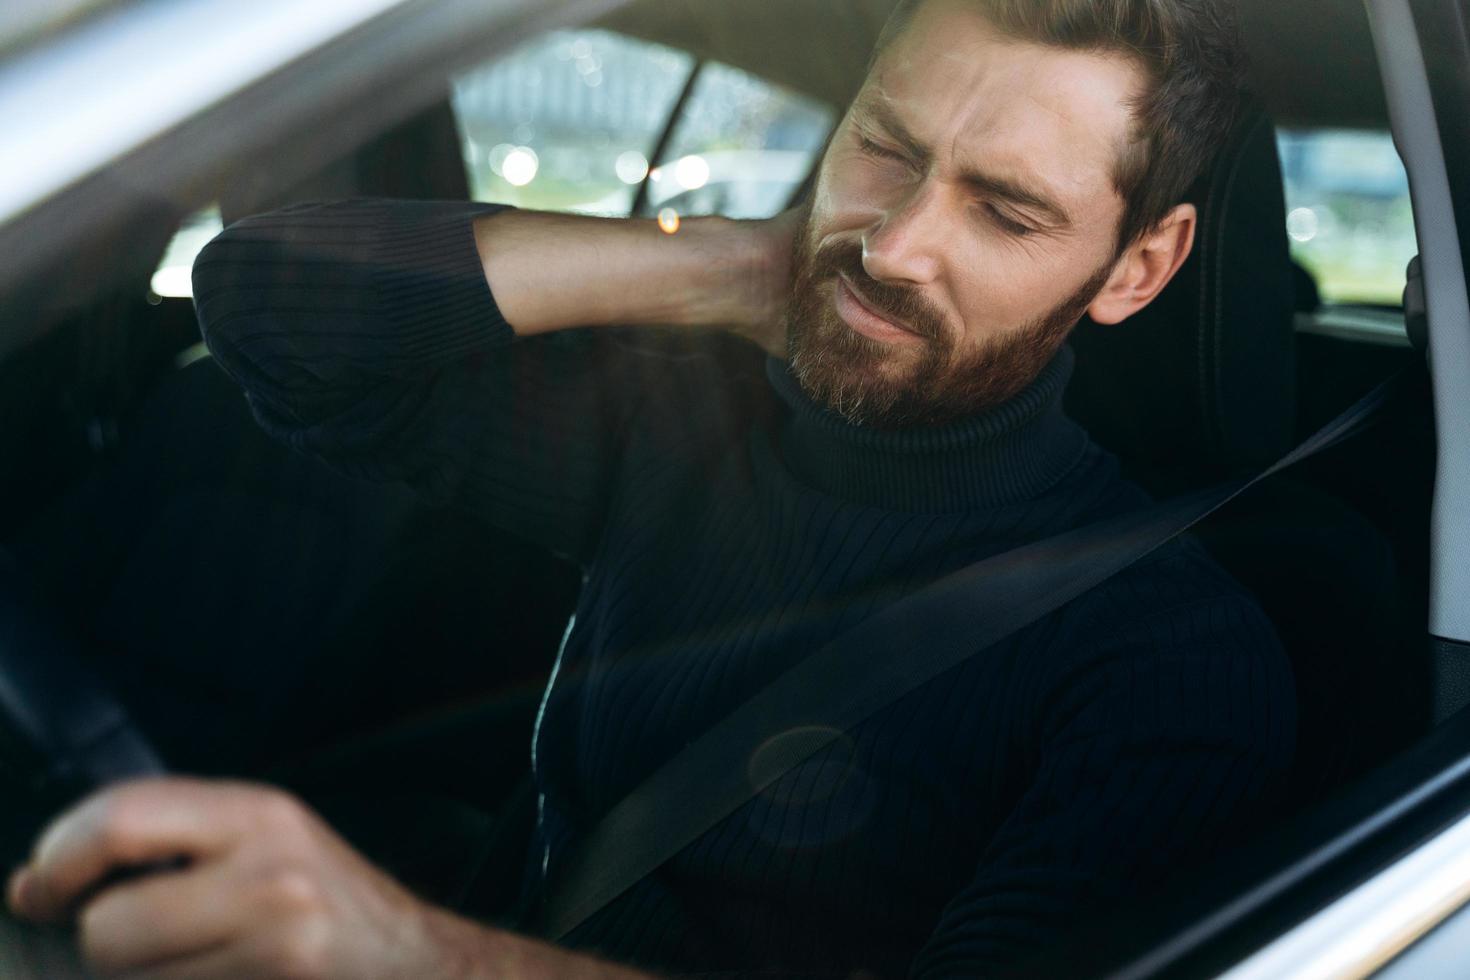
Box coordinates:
[805,240,947,342]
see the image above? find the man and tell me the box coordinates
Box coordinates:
[5,0,1294,976]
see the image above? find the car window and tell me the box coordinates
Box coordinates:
[1277,128,1416,308]
[147,203,222,301]
[148,31,838,300]
[638,61,836,220]
[451,30,695,216]
[450,29,836,221]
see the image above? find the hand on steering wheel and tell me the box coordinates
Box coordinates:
[7,777,456,980]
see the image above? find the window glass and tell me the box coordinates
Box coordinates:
[1277,129,1416,307]
[148,204,222,300]
[642,62,836,220]
[451,30,694,215]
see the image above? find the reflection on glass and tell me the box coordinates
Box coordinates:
[615,150,650,185]
[1286,206,1320,243]
[642,61,836,220]
[501,146,540,187]
[452,30,694,215]
[1277,129,1416,307]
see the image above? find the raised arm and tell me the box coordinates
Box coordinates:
[473,206,794,346]
[193,198,791,561]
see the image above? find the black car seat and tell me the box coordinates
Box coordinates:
[1064,96,1422,807]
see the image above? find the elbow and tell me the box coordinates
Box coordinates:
[191,201,337,351]
[189,203,357,400]
[191,209,302,348]
[191,226,239,358]
[191,224,279,398]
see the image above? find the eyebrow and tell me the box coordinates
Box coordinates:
[854,95,1074,230]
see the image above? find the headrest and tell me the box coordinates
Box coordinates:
[1064,97,1296,492]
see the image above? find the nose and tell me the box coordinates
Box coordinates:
[861,179,946,287]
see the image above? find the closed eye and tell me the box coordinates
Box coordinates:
[860,131,1037,237]
[986,205,1036,238]
[858,135,908,163]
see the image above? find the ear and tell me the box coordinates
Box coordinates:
[1086,203,1197,326]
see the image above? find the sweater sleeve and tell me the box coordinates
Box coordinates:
[908,590,1295,978]
[192,197,642,563]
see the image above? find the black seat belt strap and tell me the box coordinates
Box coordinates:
[542,369,1408,942]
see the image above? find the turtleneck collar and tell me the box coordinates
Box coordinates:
[763,345,1090,512]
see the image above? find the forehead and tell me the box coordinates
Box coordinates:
[866,0,1143,205]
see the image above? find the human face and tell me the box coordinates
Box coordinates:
[786,0,1144,427]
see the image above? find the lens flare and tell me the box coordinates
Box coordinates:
[502,147,539,187]
[1286,206,1320,243]
[673,155,710,191]
[616,150,650,184]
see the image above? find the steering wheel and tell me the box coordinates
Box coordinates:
[0,548,165,858]
[0,549,169,977]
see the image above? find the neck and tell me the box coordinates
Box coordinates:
[764,346,1089,512]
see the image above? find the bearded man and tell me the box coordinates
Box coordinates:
[6,0,1293,977]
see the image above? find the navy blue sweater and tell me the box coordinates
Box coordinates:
[193,198,1295,978]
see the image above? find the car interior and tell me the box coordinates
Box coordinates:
[0,0,1439,964]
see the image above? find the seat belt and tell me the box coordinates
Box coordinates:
[541,368,1410,943]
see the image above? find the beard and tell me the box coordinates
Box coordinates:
[784,214,1114,429]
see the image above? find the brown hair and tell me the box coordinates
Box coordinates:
[872,0,1246,251]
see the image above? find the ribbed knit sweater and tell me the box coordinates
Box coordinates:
[192,198,1295,979]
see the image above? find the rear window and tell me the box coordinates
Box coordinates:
[451,30,695,216]
[449,29,836,220]
[636,60,836,220]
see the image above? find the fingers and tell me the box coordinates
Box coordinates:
[76,858,241,976]
[112,945,243,980]
[12,777,274,923]
[75,855,337,980]
[109,925,335,980]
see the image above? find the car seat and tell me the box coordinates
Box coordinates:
[1064,96,1422,808]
